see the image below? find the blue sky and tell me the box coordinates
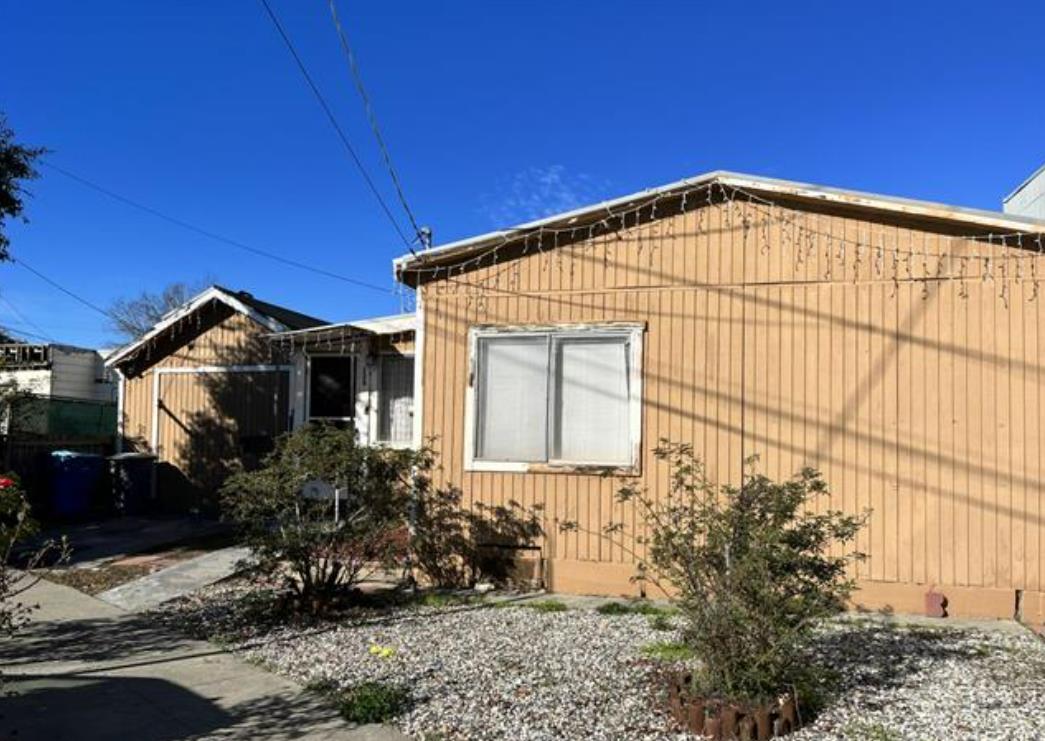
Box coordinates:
[2,1,1043,348]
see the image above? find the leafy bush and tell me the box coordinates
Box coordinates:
[221,423,420,614]
[568,441,866,704]
[645,443,864,701]
[410,475,543,589]
[1,474,68,687]
[337,681,410,724]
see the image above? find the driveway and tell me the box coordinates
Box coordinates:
[0,577,409,741]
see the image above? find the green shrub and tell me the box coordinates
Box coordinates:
[221,423,422,615]
[338,681,410,724]
[595,601,632,615]
[565,441,867,704]
[637,443,865,701]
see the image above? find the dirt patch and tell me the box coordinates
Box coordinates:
[46,530,239,596]
[45,563,154,595]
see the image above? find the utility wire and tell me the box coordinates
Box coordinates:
[0,291,56,342]
[42,162,393,294]
[327,0,424,248]
[0,324,57,344]
[13,258,116,320]
[257,0,414,251]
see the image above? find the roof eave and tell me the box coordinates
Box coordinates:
[105,286,289,369]
[394,170,1045,282]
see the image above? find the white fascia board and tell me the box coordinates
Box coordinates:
[393,170,1045,279]
[106,286,288,368]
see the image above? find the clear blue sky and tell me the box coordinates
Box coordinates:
[2,1,1043,348]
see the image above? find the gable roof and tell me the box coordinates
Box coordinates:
[106,285,326,369]
[394,170,1045,284]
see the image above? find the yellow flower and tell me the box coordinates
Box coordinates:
[368,644,396,658]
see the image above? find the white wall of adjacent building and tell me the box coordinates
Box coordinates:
[1004,163,1045,220]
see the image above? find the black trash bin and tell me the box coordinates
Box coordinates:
[49,450,106,520]
[108,452,157,516]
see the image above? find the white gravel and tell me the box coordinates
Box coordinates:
[791,620,1045,741]
[156,586,1045,741]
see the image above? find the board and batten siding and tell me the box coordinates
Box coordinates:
[120,310,290,486]
[417,199,1045,621]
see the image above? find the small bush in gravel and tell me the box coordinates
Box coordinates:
[337,681,411,724]
[221,423,420,615]
[566,441,867,707]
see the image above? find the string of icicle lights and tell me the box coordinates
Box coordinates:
[402,181,1045,306]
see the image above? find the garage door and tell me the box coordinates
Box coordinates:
[154,366,290,496]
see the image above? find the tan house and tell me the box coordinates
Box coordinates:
[395,170,1045,624]
[268,312,416,447]
[106,285,326,509]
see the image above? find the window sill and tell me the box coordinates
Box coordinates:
[465,459,640,477]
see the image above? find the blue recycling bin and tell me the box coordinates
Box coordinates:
[50,450,106,519]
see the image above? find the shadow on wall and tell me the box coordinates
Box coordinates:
[125,318,290,517]
[177,333,288,516]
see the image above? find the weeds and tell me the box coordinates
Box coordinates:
[520,599,569,613]
[648,614,675,632]
[641,640,695,661]
[595,600,674,617]
[337,681,411,724]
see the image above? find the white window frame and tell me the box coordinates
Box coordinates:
[464,323,644,474]
[372,352,415,449]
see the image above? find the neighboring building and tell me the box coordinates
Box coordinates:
[268,313,416,447]
[0,343,114,402]
[105,285,325,507]
[395,170,1045,623]
[1004,163,1045,219]
[0,343,116,438]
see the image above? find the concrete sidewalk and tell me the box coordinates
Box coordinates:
[1,578,409,741]
[97,546,251,611]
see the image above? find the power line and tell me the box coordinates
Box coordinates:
[327,0,424,249]
[256,0,414,251]
[0,291,56,342]
[14,258,116,320]
[0,324,57,343]
[42,162,393,294]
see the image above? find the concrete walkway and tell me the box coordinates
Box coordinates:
[33,517,231,569]
[1,577,410,741]
[97,546,251,611]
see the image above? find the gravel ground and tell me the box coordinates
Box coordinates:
[156,586,1045,741]
[791,620,1045,741]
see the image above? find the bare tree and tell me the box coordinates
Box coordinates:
[107,280,211,342]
